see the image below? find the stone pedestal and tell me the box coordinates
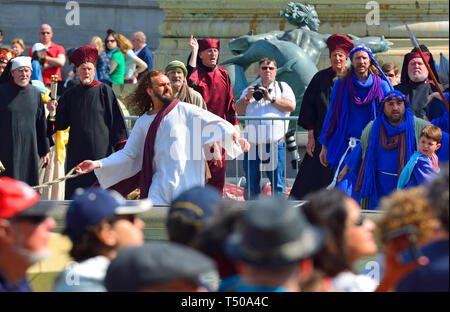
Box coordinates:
[156,0,449,75]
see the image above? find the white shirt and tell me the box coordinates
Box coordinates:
[239,81,296,144]
[124,50,138,79]
[94,102,242,205]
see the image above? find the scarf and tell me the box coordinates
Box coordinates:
[355,104,416,198]
[176,81,195,104]
[108,99,180,198]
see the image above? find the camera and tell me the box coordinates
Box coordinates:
[285,129,300,170]
[252,84,264,101]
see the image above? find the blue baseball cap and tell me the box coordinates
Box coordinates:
[168,186,221,224]
[65,188,152,241]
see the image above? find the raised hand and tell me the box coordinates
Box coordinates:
[76,160,101,175]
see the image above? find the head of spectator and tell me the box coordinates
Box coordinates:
[38,24,53,47]
[125,70,174,116]
[426,165,449,235]
[116,34,133,55]
[400,45,439,84]
[165,60,188,93]
[10,56,32,87]
[104,29,119,53]
[63,188,151,262]
[11,39,25,57]
[381,62,399,86]
[89,36,104,56]
[31,43,48,67]
[0,29,3,45]
[194,199,244,280]
[0,48,15,77]
[0,177,56,290]
[344,45,392,87]
[68,45,98,86]
[326,34,354,74]
[167,185,221,247]
[131,31,146,52]
[258,57,277,87]
[224,197,326,292]
[105,241,215,292]
[302,189,378,277]
[198,39,220,68]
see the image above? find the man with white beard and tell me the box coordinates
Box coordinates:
[0,56,50,186]
[46,46,128,199]
[165,60,207,110]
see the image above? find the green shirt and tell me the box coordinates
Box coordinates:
[110,50,125,84]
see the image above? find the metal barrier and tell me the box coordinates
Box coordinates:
[124,115,305,200]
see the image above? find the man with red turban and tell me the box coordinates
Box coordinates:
[46,45,128,199]
[186,36,239,194]
[290,34,354,200]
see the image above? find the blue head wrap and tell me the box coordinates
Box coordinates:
[349,45,393,91]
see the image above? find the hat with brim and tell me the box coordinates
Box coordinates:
[31,43,48,53]
[225,197,326,266]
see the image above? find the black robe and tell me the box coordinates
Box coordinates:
[395,81,438,119]
[54,83,128,199]
[0,82,49,186]
[289,68,335,200]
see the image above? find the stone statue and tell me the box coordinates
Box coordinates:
[222,2,393,115]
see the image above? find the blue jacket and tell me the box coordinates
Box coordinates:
[135,45,153,80]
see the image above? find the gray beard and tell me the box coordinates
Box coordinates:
[13,246,51,266]
[16,80,29,87]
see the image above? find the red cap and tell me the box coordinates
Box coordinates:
[198,39,220,53]
[0,177,40,219]
[326,34,354,57]
[68,45,98,67]
[405,52,430,64]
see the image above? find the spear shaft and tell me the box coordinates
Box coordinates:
[405,24,449,111]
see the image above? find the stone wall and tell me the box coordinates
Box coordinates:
[0,0,165,51]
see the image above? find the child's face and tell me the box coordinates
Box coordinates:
[418,136,441,157]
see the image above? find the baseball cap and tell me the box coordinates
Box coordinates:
[31,43,48,53]
[0,177,55,219]
[65,188,152,241]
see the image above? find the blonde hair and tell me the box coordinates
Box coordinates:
[117,34,132,55]
[90,36,104,55]
[377,187,438,245]
[11,38,25,50]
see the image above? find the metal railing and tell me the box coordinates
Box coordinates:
[124,115,305,200]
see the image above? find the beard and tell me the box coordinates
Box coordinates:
[154,89,175,105]
[14,246,51,266]
[386,113,404,125]
[171,80,183,89]
[15,79,30,87]
[80,77,93,85]
[408,71,428,82]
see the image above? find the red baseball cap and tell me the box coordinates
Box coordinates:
[0,177,40,219]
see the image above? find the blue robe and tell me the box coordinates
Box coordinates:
[397,151,439,189]
[319,73,391,196]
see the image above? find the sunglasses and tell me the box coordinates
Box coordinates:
[40,32,51,35]
[11,215,47,225]
[385,73,396,77]
[261,66,276,71]
[106,40,116,43]
[108,214,137,224]
[354,214,366,227]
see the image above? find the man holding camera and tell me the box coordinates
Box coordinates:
[236,58,296,199]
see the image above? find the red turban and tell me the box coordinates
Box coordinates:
[198,39,220,53]
[405,51,430,64]
[326,34,354,57]
[69,45,98,67]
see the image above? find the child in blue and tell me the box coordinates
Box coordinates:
[397,124,441,189]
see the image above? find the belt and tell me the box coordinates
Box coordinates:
[265,137,284,147]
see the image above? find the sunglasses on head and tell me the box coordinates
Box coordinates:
[11,215,47,225]
[261,66,276,71]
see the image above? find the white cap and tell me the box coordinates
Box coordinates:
[32,43,48,53]
[11,56,32,70]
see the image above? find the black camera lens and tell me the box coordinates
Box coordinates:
[252,84,264,101]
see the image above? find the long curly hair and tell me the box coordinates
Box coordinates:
[124,70,164,116]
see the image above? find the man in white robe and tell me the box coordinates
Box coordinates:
[75,71,248,205]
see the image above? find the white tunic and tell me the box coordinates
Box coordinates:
[94,101,242,205]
